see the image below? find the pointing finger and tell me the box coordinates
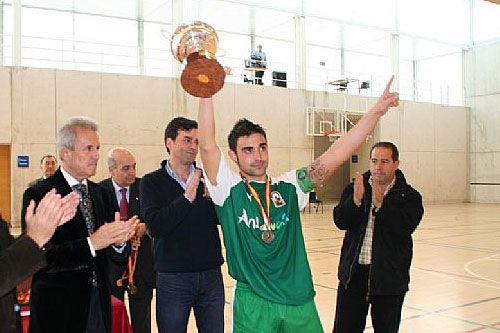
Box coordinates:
[383,75,395,95]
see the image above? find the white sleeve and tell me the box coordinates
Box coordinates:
[202,149,240,207]
[275,169,310,211]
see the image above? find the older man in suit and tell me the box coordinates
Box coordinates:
[100,147,155,333]
[21,117,137,333]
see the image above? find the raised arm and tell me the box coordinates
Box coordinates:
[198,97,221,185]
[309,76,399,187]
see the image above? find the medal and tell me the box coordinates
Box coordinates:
[262,229,274,243]
[241,173,274,243]
[128,284,138,295]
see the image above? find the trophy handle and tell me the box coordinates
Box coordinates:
[160,29,171,40]
[216,48,226,58]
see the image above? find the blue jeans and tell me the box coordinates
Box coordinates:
[156,267,224,333]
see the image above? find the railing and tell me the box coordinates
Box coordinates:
[0,34,464,106]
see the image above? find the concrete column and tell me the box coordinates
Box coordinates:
[390,33,400,91]
[250,7,255,51]
[294,15,306,89]
[137,0,145,75]
[340,24,345,76]
[12,0,21,66]
[171,0,183,77]
[0,4,4,65]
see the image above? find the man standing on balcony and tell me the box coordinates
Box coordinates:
[251,44,266,85]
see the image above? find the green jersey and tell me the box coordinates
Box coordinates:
[205,153,316,306]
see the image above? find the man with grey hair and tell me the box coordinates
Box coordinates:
[100,147,155,333]
[21,117,138,333]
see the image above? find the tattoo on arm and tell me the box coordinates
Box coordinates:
[308,160,330,187]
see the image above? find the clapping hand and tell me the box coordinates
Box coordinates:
[59,191,80,226]
[353,173,364,206]
[25,189,64,247]
[89,213,139,251]
[185,168,202,202]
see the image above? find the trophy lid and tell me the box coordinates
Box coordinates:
[171,21,219,63]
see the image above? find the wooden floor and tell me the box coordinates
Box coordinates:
[135,202,500,332]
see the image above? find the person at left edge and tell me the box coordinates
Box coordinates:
[21,117,138,333]
[100,147,155,333]
[1,189,79,333]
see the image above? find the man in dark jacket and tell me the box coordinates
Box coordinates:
[100,147,155,333]
[21,117,137,333]
[333,141,424,333]
[27,155,58,188]
[140,117,224,332]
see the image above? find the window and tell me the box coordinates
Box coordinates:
[255,37,295,87]
[305,0,396,29]
[306,45,341,91]
[144,22,172,77]
[473,0,500,43]
[73,13,138,74]
[399,0,469,44]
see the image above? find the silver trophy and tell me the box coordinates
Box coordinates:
[171,21,225,98]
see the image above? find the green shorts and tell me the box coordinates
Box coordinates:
[232,282,324,333]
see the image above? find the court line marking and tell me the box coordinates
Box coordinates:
[314,281,500,330]
[433,296,500,314]
[459,321,500,332]
[314,283,337,291]
[413,267,488,282]
[464,252,500,286]
[401,297,500,331]
[412,267,500,290]
[415,241,499,254]
[415,231,500,241]
[401,306,500,332]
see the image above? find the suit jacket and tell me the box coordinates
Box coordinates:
[21,168,116,333]
[21,178,44,234]
[0,220,46,333]
[99,178,155,291]
[27,177,43,189]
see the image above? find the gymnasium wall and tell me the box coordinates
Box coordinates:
[0,66,468,226]
[464,41,500,203]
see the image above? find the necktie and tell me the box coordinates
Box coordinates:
[72,183,98,287]
[119,188,128,221]
[72,183,95,234]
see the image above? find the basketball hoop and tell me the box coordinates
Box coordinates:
[322,130,340,143]
[322,130,340,136]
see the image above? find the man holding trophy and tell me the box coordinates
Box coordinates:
[171,20,399,332]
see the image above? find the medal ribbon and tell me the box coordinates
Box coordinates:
[117,237,139,291]
[240,173,271,230]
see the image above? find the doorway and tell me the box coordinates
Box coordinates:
[0,145,11,223]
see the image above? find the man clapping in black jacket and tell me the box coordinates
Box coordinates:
[333,141,424,333]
